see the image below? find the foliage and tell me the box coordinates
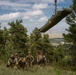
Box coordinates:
[0,64,76,75]
[29,27,54,63]
[29,27,42,58]
[0,20,29,61]
[63,0,76,67]
[8,19,28,53]
[54,45,64,62]
[42,34,54,62]
[0,26,5,60]
[0,18,76,71]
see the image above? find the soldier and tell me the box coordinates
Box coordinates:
[14,53,19,69]
[7,54,15,68]
[18,53,26,70]
[26,51,34,68]
[37,52,46,67]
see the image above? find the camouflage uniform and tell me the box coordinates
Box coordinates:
[7,54,16,68]
[14,53,19,69]
[37,52,46,67]
[26,52,34,68]
[18,53,26,70]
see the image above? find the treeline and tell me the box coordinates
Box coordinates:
[0,19,76,71]
[0,20,64,65]
[0,0,76,71]
[0,20,54,63]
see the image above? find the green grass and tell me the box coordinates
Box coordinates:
[0,64,76,75]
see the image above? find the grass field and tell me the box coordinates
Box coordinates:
[0,64,76,75]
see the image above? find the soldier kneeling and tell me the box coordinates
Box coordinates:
[7,54,16,68]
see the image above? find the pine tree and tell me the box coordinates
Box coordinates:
[63,0,76,66]
[0,29,4,54]
[8,20,28,53]
[42,34,54,62]
[29,27,42,58]
[0,25,5,60]
[30,28,54,62]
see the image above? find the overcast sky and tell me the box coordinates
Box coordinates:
[0,0,72,37]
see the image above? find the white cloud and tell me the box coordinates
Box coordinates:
[0,0,31,11]
[24,10,43,16]
[29,19,34,21]
[38,16,48,22]
[0,10,44,21]
[0,0,70,35]
[0,0,65,11]
[0,1,31,7]
[33,3,48,10]
[0,12,21,20]
[23,10,44,20]
[16,0,64,4]
[23,16,30,19]
[38,0,65,4]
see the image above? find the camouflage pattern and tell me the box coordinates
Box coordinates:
[7,52,46,70]
[26,52,34,67]
[7,54,16,68]
[18,53,26,70]
[37,52,46,67]
[14,53,19,69]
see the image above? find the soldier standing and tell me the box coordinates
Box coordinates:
[37,52,46,67]
[26,51,34,68]
[18,53,26,70]
[14,53,19,69]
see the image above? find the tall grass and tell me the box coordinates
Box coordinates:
[0,64,76,75]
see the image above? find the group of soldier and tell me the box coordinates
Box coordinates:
[7,51,46,70]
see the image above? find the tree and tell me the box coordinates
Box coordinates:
[29,27,42,58]
[42,34,54,62]
[63,0,76,66]
[3,27,9,43]
[30,28,54,63]
[54,44,64,63]
[0,25,6,60]
[0,28,4,55]
[8,20,28,53]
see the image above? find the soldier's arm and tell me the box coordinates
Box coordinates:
[26,55,28,60]
[31,55,34,63]
[37,56,39,62]
[7,59,11,65]
[43,55,46,61]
